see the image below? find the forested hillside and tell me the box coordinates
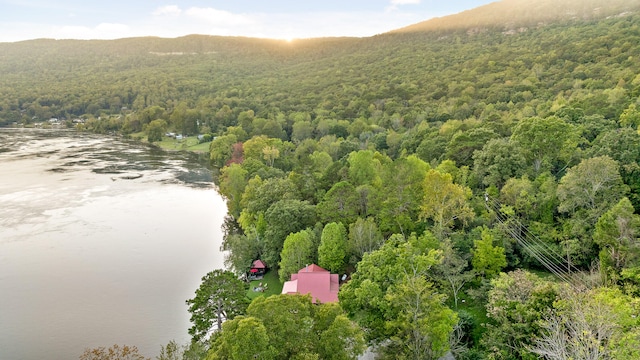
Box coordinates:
[3,0,640,358]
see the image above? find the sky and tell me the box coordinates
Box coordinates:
[0,0,498,43]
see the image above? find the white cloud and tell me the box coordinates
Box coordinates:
[153,5,182,17]
[0,5,436,42]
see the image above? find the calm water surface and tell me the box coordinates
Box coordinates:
[0,129,227,360]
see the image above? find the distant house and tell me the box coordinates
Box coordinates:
[281,264,339,303]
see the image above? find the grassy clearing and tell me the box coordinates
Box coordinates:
[247,270,283,300]
[128,132,211,153]
[155,137,211,153]
[454,291,490,346]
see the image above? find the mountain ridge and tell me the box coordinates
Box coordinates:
[3,0,640,47]
[392,0,640,34]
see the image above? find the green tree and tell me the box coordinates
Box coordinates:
[500,173,558,224]
[146,119,167,143]
[263,199,317,268]
[445,127,498,167]
[318,222,348,274]
[619,103,640,128]
[433,241,473,308]
[243,136,285,166]
[289,149,333,202]
[377,155,430,236]
[348,217,384,263]
[79,344,149,360]
[157,340,186,360]
[279,229,316,282]
[510,116,580,175]
[207,316,275,360]
[262,145,280,167]
[212,295,365,360]
[238,176,299,232]
[590,128,640,210]
[557,156,627,220]
[209,134,238,168]
[186,269,249,342]
[169,101,188,135]
[532,288,640,360]
[420,169,474,238]
[316,181,360,225]
[241,176,299,215]
[473,138,527,189]
[218,164,248,219]
[471,227,507,278]
[340,232,457,358]
[317,312,366,360]
[292,121,314,142]
[347,150,383,187]
[138,105,165,125]
[383,275,458,360]
[594,197,640,284]
[482,270,559,360]
[222,232,261,277]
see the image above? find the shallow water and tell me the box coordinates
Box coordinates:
[0,129,227,360]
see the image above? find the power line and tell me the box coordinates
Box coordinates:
[484,194,587,290]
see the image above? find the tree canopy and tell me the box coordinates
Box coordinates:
[5,3,640,358]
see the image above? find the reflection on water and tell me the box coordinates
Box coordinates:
[0,129,227,360]
[1,128,212,186]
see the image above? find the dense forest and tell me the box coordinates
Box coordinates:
[4,0,640,358]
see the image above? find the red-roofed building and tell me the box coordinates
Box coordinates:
[248,259,267,280]
[281,264,339,303]
[251,259,267,272]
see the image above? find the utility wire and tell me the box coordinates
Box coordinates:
[484,194,587,290]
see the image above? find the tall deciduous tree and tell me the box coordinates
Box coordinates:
[421,169,474,238]
[594,197,640,283]
[218,164,248,219]
[482,270,559,360]
[348,217,384,263]
[340,232,457,358]
[207,316,275,360]
[209,134,238,168]
[384,275,457,360]
[557,156,627,220]
[279,229,315,282]
[221,232,261,277]
[208,295,365,360]
[347,150,383,187]
[590,128,640,210]
[445,127,498,167]
[377,155,430,236]
[318,222,348,274]
[471,227,507,278]
[146,119,167,143]
[157,340,187,360]
[186,270,249,342]
[316,181,360,225]
[263,199,316,267]
[473,138,527,189]
[531,288,640,360]
[433,241,473,308]
[510,116,580,175]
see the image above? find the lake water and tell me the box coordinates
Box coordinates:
[0,129,227,360]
